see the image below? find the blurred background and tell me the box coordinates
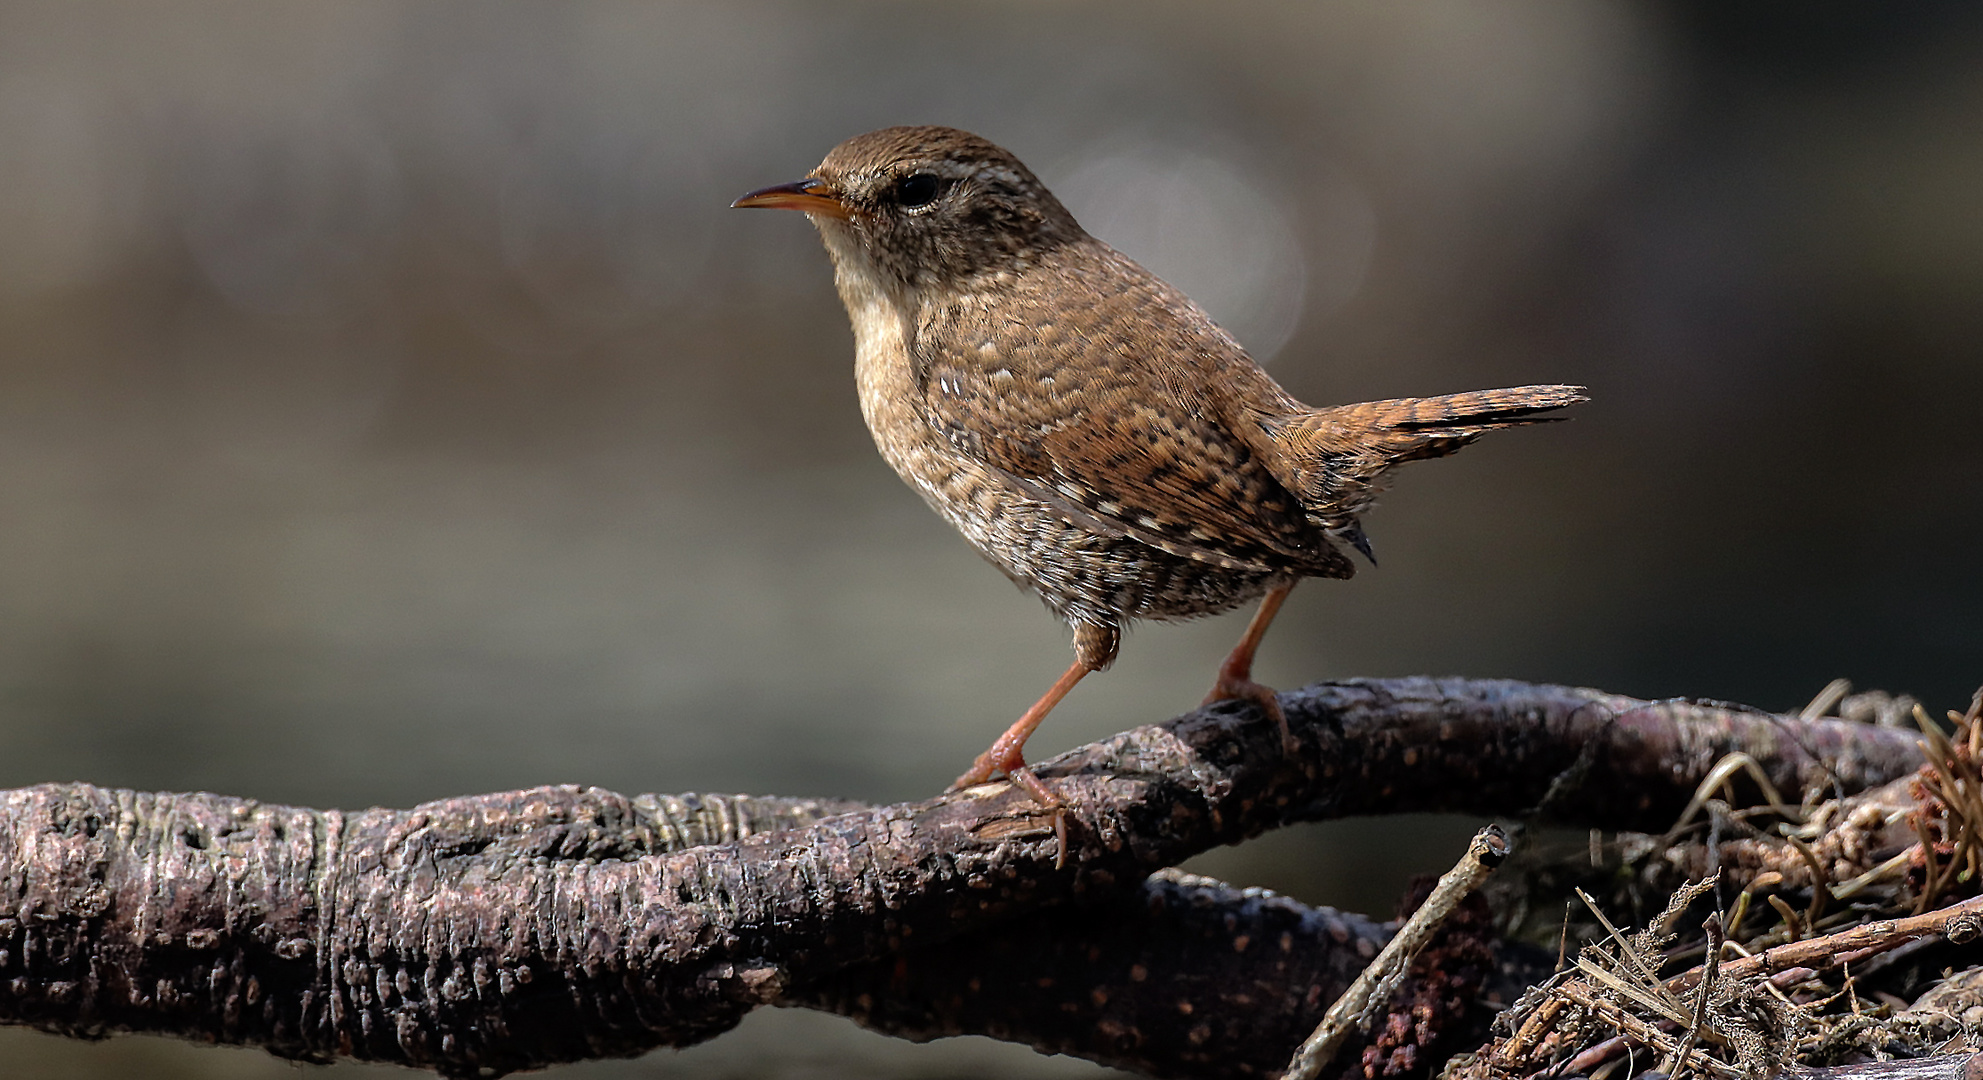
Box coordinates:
[0,1,1978,1075]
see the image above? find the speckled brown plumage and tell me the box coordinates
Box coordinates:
[736,126,1586,806]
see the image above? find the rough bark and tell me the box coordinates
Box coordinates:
[794,869,1397,1080]
[0,677,1927,1077]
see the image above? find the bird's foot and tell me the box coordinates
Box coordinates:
[1203,675,1299,757]
[949,750,1003,793]
[951,753,1069,869]
[1007,766,1069,868]
[950,714,1056,796]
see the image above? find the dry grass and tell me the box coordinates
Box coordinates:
[1451,682,1983,1080]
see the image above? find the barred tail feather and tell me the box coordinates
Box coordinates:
[1265,383,1587,523]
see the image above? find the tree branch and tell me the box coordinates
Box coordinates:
[0,677,1926,1077]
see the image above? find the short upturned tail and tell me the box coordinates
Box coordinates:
[1262,383,1588,535]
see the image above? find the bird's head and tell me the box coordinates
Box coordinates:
[733,126,1084,291]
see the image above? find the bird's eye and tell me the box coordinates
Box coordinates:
[896,173,941,209]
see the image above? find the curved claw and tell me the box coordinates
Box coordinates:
[950,751,1068,869]
[950,751,1003,793]
[1204,676,1299,757]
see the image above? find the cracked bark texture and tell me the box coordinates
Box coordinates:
[792,869,1399,1080]
[0,677,1927,1077]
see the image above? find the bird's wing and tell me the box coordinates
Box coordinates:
[913,265,1348,578]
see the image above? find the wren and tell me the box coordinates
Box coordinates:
[736,126,1585,808]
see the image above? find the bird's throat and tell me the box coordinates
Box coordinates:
[816,223,928,479]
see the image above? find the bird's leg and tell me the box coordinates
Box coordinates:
[1203,580,1300,755]
[951,624,1112,868]
[951,657,1094,868]
[951,657,1093,798]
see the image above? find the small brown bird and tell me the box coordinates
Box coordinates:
[736,126,1583,806]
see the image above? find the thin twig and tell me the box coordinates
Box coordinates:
[1802,679,1854,721]
[1667,893,1983,995]
[1563,1034,1629,1074]
[1662,912,1726,1080]
[1666,753,1805,841]
[1554,981,1742,1080]
[1781,832,1833,925]
[1576,887,1668,990]
[1283,825,1514,1080]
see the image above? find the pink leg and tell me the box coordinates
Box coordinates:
[951,658,1093,867]
[1203,581,1300,755]
[951,657,1093,802]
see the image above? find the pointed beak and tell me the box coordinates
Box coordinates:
[731,178,852,220]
